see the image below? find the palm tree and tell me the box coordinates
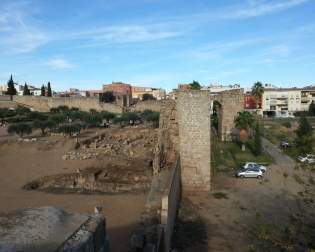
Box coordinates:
[234,111,255,151]
[251,82,264,111]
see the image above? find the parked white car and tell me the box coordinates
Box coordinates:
[243,162,267,173]
[298,154,315,164]
[235,167,263,179]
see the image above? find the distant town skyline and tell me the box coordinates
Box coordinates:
[0,0,315,92]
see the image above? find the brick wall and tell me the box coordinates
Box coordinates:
[177,91,211,191]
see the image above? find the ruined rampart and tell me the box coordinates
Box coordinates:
[13,96,123,113]
[129,100,164,112]
[177,91,211,191]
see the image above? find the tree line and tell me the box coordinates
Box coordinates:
[1,106,159,138]
[5,75,52,98]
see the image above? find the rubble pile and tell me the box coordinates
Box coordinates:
[62,128,158,161]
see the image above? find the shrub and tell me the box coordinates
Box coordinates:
[50,114,67,125]
[28,111,48,121]
[121,112,140,125]
[142,93,156,101]
[33,119,56,135]
[58,123,82,136]
[282,121,292,128]
[141,110,159,127]
[8,122,33,137]
[82,113,102,127]
[101,111,116,122]
[99,91,116,103]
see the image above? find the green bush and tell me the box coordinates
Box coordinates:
[281,121,291,128]
[82,113,102,127]
[8,122,33,137]
[141,110,159,127]
[58,123,82,136]
[50,114,67,125]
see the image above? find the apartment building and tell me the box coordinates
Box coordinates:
[262,88,302,117]
[132,86,166,100]
[103,81,132,106]
[300,86,315,111]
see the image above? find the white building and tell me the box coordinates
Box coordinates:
[262,88,302,117]
[17,84,42,96]
[201,84,241,93]
[300,86,315,111]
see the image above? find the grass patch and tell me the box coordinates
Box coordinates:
[211,133,273,175]
[212,192,228,199]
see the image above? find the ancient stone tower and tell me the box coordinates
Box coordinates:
[177,91,211,191]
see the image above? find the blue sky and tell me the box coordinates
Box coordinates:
[0,0,314,92]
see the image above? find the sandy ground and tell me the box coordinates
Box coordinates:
[183,138,315,252]
[0,128,146,252]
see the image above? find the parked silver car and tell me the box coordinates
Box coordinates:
[298,154,315,164]
[243,162,267,173]
[235,167,263,179]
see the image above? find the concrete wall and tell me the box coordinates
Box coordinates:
[13,96,123,113]
[177,91,211,191]
[161,155,181,252]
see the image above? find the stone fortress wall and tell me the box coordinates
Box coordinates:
[13,96,123,113]
[212,89,245,141]
[177,91,211,191]
[129,99,165,112]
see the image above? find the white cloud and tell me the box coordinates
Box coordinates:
[47,58,76,69]
[222,0,309,19]
[0,1,49,54]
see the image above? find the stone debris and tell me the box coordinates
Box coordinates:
[62,128,157,161]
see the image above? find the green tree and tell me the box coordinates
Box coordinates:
[58,123,82,136]
[141,110,159,127]
[142,93,156,101]
[99,91,116,103]
[6,75,17,99]
[234,111,255,151]
[40,85,46,96]
[47,82,52,97]
[83,113,102,127]
[8,122,33,137]
[295,116,313,154]
[121,112,140,125]
[309,101,315,116]
[33,120,50,135]
[101,111,116,123]
[251,82,264,110]
[189,80,201,90]
[23,83,31,96]
[50,114,67,125]
[253,122,262,156]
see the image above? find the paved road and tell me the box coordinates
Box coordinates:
[262,137,295,167]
